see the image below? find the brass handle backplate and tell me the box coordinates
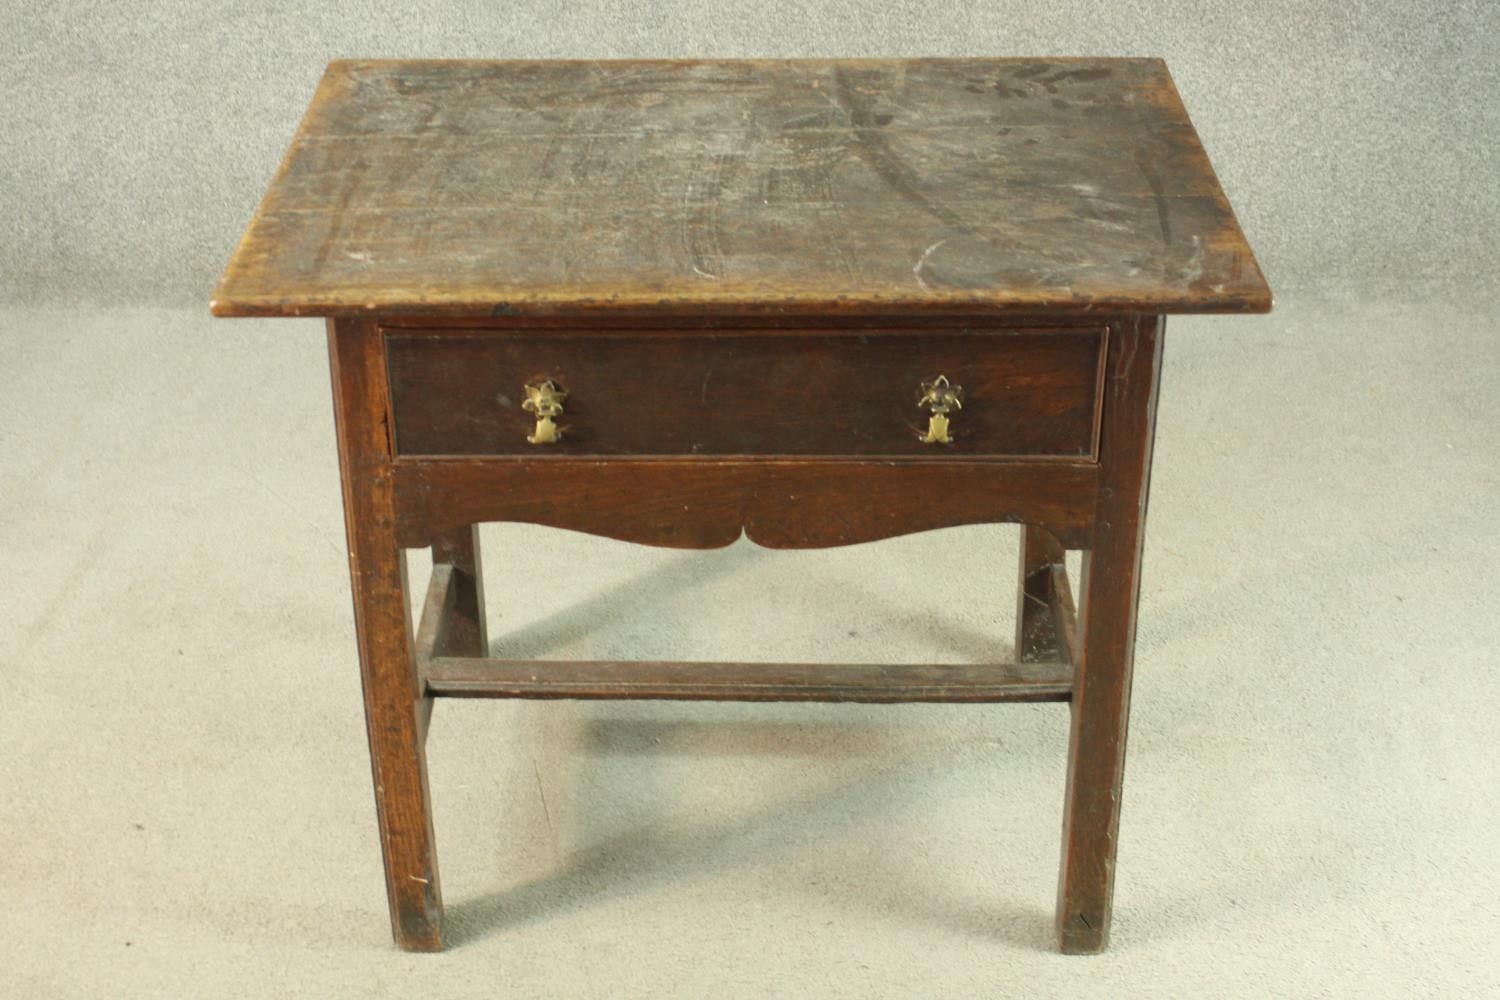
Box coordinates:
[521,379,567,444]
[917,375,963,444]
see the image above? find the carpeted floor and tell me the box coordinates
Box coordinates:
[1,294,1496,996]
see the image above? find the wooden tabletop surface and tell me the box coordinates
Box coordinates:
[211,58,1270,319]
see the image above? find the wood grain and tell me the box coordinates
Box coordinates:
[1016,526,1077,664]
[211,58,1270,319]
[385,326,1104,459]
[211,54,1273,956]
[1047,562,1080,668]
[429,525,487,657]
[390,457,1100,551]
[421,655,1072,703]
[1056,313,1165,954]
[327,316,444,951]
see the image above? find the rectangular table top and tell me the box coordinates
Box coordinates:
[211,58,1270,319]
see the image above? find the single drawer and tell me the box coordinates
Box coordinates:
[385,327,1105,460]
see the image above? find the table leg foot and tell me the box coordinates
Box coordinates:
[1057,910,1108,954]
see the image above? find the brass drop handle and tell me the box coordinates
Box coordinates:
[917,375,963,444]
[521,379,567,444]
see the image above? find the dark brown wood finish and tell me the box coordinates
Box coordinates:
[215,57,1269,955]
[327,317,444,951]
[211,58,1270,319]
[1017,526,1074,663]
[429,526,487,656]
[1056,313,1165,954]
[410,563,452,743]
[1046,561,1080,668]
[415,563,473,660]
[385,327,1104,459]
[424,657,1073,703]
[411,558,1070,702]
[390,457,1100,551]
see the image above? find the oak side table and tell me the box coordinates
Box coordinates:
[212,57,1270,953]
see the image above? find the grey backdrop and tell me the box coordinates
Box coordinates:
[3,0,1498,302]
[5,4,1500,997]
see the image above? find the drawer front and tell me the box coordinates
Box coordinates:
[385,327,1104,459]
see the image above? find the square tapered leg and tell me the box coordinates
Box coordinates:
[1056,316,1164,953]
[328,317,445,951]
